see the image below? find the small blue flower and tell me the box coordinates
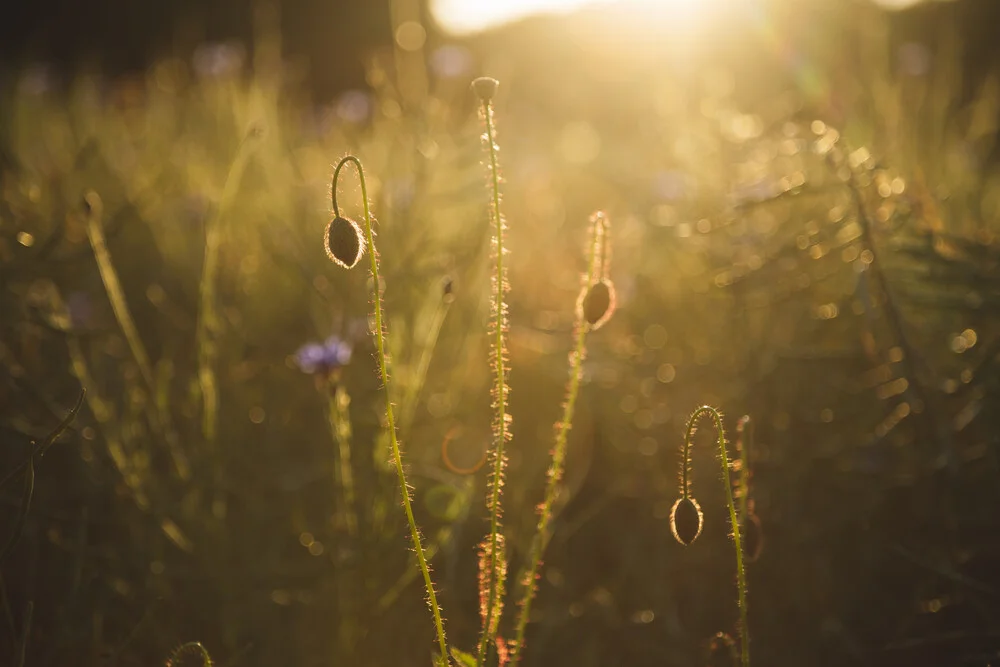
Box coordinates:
[295,336,352,375]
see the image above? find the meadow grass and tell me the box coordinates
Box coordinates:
[2,5,1000,666]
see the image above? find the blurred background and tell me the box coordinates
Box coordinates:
[2,0,1000,665]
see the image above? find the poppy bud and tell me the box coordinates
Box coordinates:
[472,76,499,102]
[670,496,703,546]
[578,278,616,329]
[324,216,365,269]
[442,275,454,301]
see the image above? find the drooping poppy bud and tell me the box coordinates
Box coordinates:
[670,496,703,546]
[578,278,616,329]
[324,216,365,269]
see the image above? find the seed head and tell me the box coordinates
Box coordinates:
[578,278,616,329]
[670,496,703,546]
[472,76,499,102]
[324,216,365,269]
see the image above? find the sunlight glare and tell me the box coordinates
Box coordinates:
[431,0,710,36]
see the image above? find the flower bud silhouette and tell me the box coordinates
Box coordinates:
[673,406,750,667]
[324,215,365,269]
[573,213,615,331]
[670,495,704,546]
[580,278,616,328]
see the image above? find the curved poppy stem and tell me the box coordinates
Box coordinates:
[682,406,749,667]
[332,155,449,664]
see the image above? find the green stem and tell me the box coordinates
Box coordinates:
[511,214,604,663]
[333,156,449,663]
[85,195,189,481]
[682,407,749,667]
[477,94,510,667]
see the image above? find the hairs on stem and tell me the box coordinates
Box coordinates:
[331,155,449,663]
[677,407,749,667]
[473,77,511,666]
[510,212,608,663]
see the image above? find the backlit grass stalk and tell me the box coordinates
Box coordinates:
[473,77,511,666]
[195,131,258,515]
[839,150,954,469]
[672,406,749,667]
[327,386,358,538]
[511,212,608,663]
[398,289,454,443]
[330,155,449,663]
[84,191,189,481]
[83,192,155,394]
[0,390,84,562]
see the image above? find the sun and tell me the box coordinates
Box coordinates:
[431,0,712,36]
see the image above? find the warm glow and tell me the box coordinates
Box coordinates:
[431,0,710,35]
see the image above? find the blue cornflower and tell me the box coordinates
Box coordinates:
[295,336,352,376]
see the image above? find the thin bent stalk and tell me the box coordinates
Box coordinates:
[84,193,189,481]
[682,407,749,667]
[333,156,449,663]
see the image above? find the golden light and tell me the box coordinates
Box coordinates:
[431,0,713,36]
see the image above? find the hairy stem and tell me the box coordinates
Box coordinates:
[333,155,449,663]
[511,214,603,663]
[478,93,510,666]
[683,406,749,667]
